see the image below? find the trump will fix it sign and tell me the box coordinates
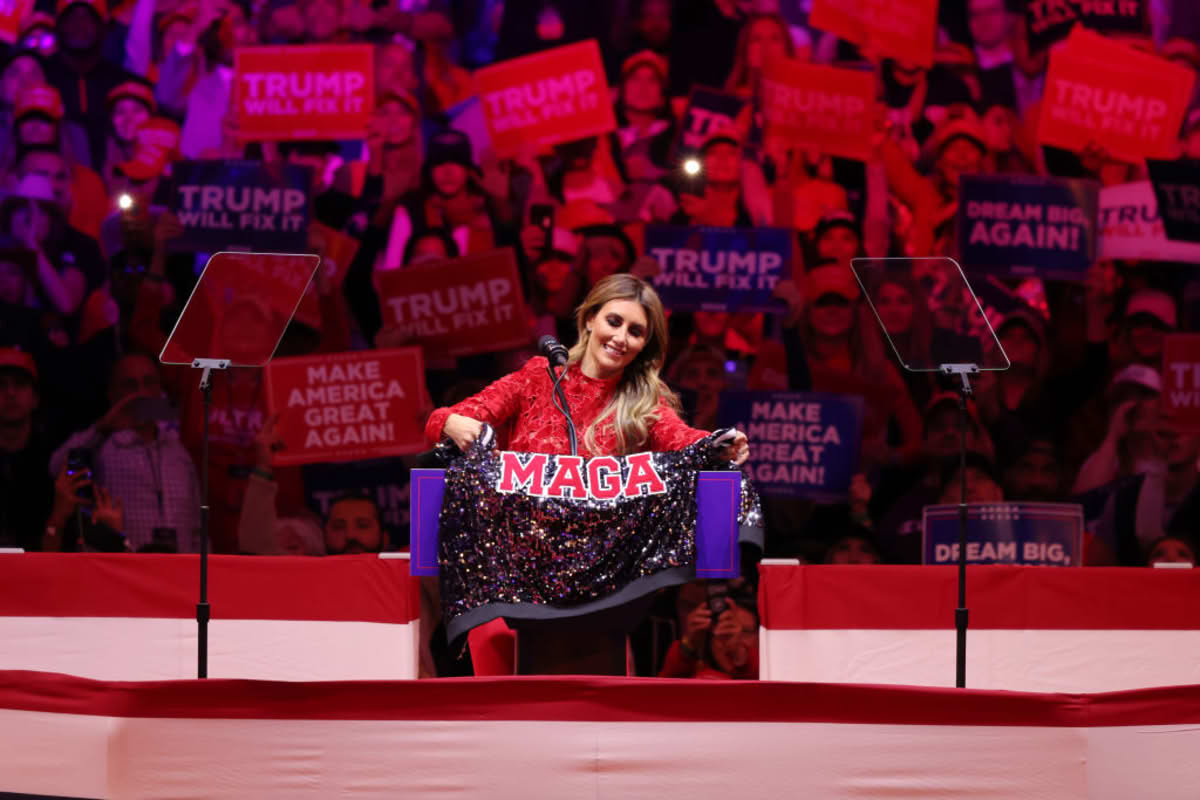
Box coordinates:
[234,44,374,141]
[473,40,616,157]
[1164,334,1200,431]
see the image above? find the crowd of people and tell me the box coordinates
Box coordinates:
[2,0,1200,679]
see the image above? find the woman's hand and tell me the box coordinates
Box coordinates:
[721,430,750,466]
[443,413,483,451]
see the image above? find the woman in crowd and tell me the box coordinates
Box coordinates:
[100,80,154,188]
[1,175,89,320]
[724,12,794,97]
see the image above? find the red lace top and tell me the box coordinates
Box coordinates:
[424,357,710,456]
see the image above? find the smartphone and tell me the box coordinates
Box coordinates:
[706,581,730,625]
[66,448,95,508]
[132,395,177,424]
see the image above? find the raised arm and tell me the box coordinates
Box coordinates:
[423,358,542,446]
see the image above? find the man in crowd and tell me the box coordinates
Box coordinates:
[49,351,201,552]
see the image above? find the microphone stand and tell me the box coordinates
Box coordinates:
[546,362,578,456]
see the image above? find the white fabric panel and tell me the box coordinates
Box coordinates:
[1085,726,1200,800]
[0,617,418,681]
[13,712,1197,800]
[0,710,113,799]
[760,629,1200,692]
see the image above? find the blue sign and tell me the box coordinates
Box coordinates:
[958,174,1098,280]
[716,390,863,501]
[1146,159,1200,244]
[302,456,411,549]
[646,226,791,312]
[170,159,313,252]
[922,502,1084,566]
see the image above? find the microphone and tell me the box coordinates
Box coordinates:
[538,335,570,368]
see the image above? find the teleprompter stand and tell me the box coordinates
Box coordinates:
[851,257,1010,688]
[158,252,321,678]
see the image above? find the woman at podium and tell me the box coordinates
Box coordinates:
[424,273,749,465]
[423,273,749,675]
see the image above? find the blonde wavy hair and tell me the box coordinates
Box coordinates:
[566,274,679,455]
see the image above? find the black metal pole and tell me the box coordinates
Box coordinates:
[955,389,969,688]
[197,377,212,679]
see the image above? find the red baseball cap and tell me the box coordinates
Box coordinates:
[107,80,156,112]
[0,348,38,381]
[14,84,64,122]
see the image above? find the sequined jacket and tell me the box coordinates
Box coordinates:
[424,357,709,456]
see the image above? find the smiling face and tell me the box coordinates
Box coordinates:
[584,299,650,379]
[111,97,150,144]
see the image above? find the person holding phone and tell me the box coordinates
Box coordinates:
[48,352,201,553]
[659,580,759,680]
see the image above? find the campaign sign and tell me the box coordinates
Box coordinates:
[958,174,1098,280]
[234,44,374,140]
[1146,159,1200,245]
[1025,0,1148,51]
[473,40,616,158]
[0,0,33,44]
[1098,181,1200,263]
[645,226,791,312]
[809,0,937,67]
[762,58,874,162]
[1038,34,1193,163]
[291,221,361,331]
[922,502,1084,566]
[302,457,411,548]
[717,391,863,501]
[1163,334,1200,432]
[265,348,427,466]
[170,160,311,252]
[673,86,747,160]
[376,248,531,359]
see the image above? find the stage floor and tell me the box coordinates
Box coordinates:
[2,670,1198,799]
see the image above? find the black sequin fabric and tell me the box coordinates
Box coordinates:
[437,427,762,640]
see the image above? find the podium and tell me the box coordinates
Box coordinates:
[410,469,749,675]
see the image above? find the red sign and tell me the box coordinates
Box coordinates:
[809,0,938,67]
[762,58,875,161]
[265,348,427,466]
[1164,334,1200,432]
[292,222,361,331]
[0,0,33,44]
[234,45,374,141]
[376,248,531,359]
[1038,30,1194,163]
[472,40,616,157]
